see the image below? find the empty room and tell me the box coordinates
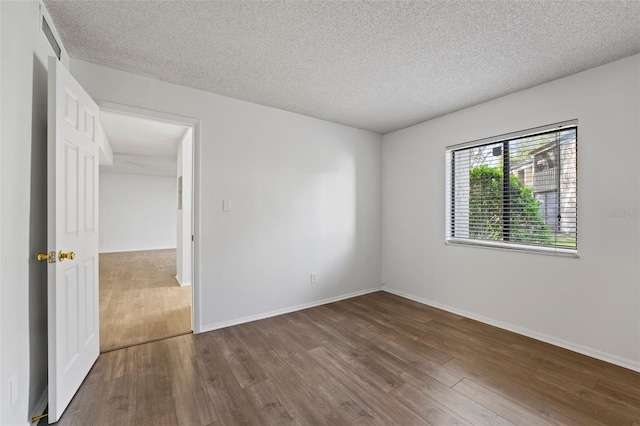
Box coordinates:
[1,1,639,426]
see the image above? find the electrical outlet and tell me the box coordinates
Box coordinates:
[310,273,317,284]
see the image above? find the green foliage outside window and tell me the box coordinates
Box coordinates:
[469,165,550,244]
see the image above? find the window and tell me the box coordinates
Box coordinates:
[446,121,577,255]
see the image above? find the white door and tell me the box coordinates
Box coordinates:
[47,57,100,423]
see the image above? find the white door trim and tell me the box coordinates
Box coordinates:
[95,100,202,334]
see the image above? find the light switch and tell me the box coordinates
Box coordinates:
[222,200,232,212]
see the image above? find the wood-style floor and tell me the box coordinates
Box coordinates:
[100,249,192,352]
[57,291,640,425]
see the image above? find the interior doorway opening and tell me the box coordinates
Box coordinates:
[98,108,195,352]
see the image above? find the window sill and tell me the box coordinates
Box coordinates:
[445,238,579,258]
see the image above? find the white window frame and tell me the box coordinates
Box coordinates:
[445,120,578,257]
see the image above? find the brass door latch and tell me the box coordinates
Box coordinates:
[36,251,56,263]
[37,250,75,262]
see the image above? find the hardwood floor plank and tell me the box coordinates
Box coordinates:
[286,348,385,425]
[311,304,382,341]
[399,368,514,425]
[266,314,323,352]
[346,298,430,339]
[134,343,175,425]
[423,321,538,376]
[253,317,317,360]
[452,378,555,426]
[241,319,386,425]
[332,298,421,340]
[594,378,640,408]
[354,294,436,331]
[100,345,137,381]
[243,379,297,425]
[100,249,191,352]
[287,310,358,350]
[443,357,612,425]
[53,291,640,426]
[138,411,178,426]
[365,329,462,387]
[212,327,268,388]
[330,342,406,393]
[529,368,598,393]
[308,346,429,425]
[359,345,442,392]
[313,376,386,425]
[570,387,640,424]
[598,368,640,394]
[98,375,137,426]
[162,335,218,426]
[437,316,609,388]
[262,367,344,425]
[370,291,464,322]
[515,372,635,424]
[390,382,471,425]
[360,292,437,324]
[194,333,262,425]
[231,322,345,425]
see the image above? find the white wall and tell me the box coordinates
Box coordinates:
[71,59,383,332]
[99,172,177,253]
[382,54,640,371]
[176,128,193,286]
[1,2,70,424]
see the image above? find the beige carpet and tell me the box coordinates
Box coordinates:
[99,249,191,352]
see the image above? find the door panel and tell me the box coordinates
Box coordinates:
[47,57,99,423]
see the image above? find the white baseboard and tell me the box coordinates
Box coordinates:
[174,275,191,287]
[199,286,382,333]
[99,247,176,254]
[30,387,47,424]
[383,286,640,373]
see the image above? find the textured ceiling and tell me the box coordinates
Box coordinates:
[45,1,640,134]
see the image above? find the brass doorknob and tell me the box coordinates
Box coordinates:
[59,250,75,261]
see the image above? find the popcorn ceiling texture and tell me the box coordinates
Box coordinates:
[44,1,640,134]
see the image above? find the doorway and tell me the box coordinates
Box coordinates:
[98,107,195,352]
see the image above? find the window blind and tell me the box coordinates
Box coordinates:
[446,123,577,254]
